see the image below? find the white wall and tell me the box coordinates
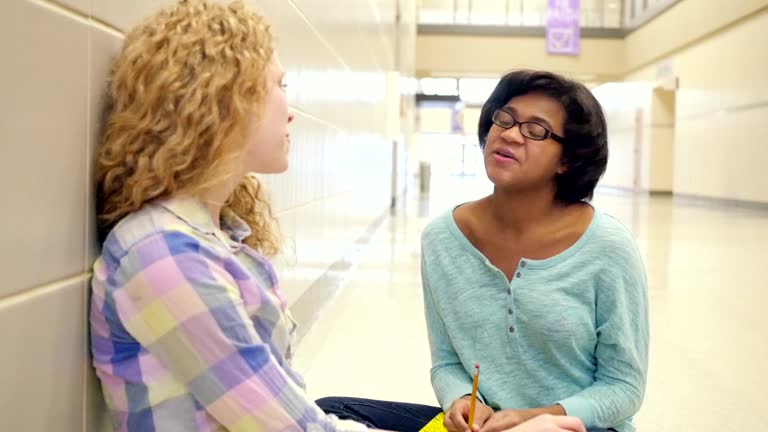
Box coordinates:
[623,0,768,75]
[625,4,768,203]
[0,0,412,430]
[593,82,676,194]
[647,89,675,192]
[591,82,648,191]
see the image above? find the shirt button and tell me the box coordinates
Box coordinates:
[509,325,515,333]
[516,272,522,278]
[520,261,527,268]
[508,307,513,315]
[507,287,511,295]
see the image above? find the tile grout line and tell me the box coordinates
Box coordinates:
[33,0,124,37]
[0,273,92,308]
[290,107,345,133]
[283,0,351,73]
[30,0,90,24]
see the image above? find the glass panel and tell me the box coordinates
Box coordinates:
[604,0,622,27]
[415,0,669,28]
[633,0,644,20]
[625,0,643,21]
[507,0,524,25]
[581,0,602,27]
[456,0,471,24]
[470,0,509,25]
[521,0,547,26]
[418,0,455,24]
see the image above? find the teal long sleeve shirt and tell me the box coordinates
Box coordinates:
[421,207,649,432]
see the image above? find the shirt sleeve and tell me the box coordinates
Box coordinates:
[422,246,484,411]
[111,230,367,432]
[557,240,649,429]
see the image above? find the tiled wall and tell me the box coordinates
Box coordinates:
[0,0,414,430]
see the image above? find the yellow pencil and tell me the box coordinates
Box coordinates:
[468,363,480,429]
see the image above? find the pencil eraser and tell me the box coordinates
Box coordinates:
[475,362,479,369]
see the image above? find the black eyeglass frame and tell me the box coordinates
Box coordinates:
[491,107,567,144]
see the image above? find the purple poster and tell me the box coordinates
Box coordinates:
[546,0,581,56]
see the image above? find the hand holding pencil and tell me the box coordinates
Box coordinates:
[443,363,493,432]
[433,362,585,432]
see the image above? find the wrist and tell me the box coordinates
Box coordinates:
[521,405,565,421]
[516,409,538,423]
[461,394,484,404]
[549,404,566,416]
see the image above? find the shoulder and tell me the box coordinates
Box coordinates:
[587,209,646,280]
[590,210,640,255]
[421,208,455,247]
[100,203,218,271]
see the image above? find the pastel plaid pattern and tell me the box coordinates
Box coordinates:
[90,197,366,432]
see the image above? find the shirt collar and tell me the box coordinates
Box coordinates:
[220,207,252,243]
[158,196,252,246]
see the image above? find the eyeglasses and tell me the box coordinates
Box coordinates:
[491,108,566,144]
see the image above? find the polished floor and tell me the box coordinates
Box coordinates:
[292,173,768,432]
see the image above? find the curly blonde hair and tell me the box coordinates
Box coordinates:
[96,0,281,255]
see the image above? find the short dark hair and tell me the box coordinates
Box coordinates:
[478,70,608,203]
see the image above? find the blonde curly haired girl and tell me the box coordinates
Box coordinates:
[95,0,280,255]
[89,2,374,431]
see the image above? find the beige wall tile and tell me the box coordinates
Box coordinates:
[51,0,89,16]
[0,0,89,296]
[92,0,175,32]
[0,278,87,432]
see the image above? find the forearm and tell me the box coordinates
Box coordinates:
[431,363,475,410]
[557,379,644,428]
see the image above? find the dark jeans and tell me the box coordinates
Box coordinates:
[316,396,443,432]
[316,396,618,432]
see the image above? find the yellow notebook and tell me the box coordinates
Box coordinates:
[419,412,449,432]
